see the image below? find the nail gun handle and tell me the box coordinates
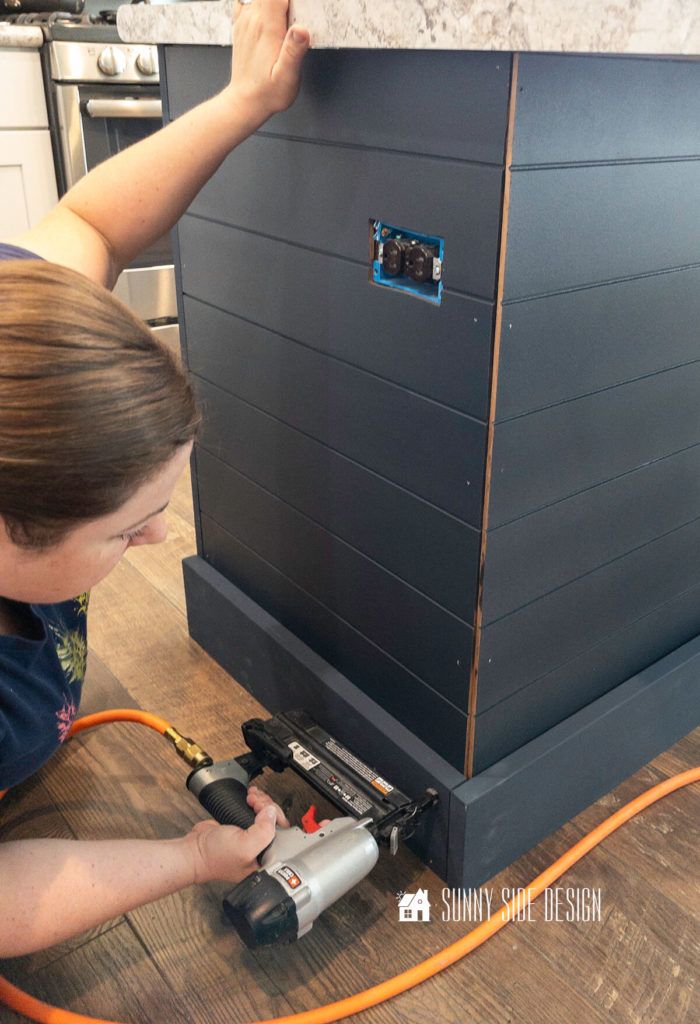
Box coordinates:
[197,777,256,830]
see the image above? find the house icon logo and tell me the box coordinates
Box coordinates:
[397,888,431,922]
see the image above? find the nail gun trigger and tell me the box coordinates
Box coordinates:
[301,804,322,833]
[389,825,399,855]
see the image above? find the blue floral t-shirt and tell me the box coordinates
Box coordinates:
[0,596,89,789]
[0,242,87,789]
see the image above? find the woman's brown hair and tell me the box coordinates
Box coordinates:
[0,260,200,549]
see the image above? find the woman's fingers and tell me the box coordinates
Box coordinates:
[229,0,310,118]
[269,24,311,103]
[246,786,334,829]
[247,784,290,828]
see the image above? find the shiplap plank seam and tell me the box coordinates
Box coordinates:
[256,127,506,168]
[512,156,700,170]
[484,510,700,628]
[488,440,700,531]
[185,299,489,427]
[192,373,485,526]
[182,213,497,306]
[202,510,473,708]
[502,260,700,306]
[197,444,478,626]
[497,358,700,424]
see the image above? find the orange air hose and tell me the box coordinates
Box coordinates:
[0,710,697,1024]
[1,708,172,801]
[67,708,172,738]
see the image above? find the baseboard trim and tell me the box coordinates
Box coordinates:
[183,555,700,886]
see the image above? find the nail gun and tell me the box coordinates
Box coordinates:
[183,709,438,948]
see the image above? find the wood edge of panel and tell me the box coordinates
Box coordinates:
[465,53,520,779]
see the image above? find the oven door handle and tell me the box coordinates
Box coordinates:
[84,98,163,120]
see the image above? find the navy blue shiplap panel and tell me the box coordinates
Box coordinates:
[179,235,486,525]
[513,55,700,165]
[476,515,700,711]
[184,297,485,527]
[179,219,493,419]
[164,46,229,117]
[488,361,700,527]
[482,443,700,624]
[504,161,700,300]
[473,579,700,770]
[165,47,510,165]
[495,267,700,421]
[186,133,502,299]
[198,516,468,770]
[193,377,479,620]
[196,453,473,706]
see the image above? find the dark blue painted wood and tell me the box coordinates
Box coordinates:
[513,54,700,165]
[193,376,480,619]
[184,295,487,525]
[450,634,700,887]
[477,515,700,711]
[474,579,700,768]
[489,361,700,528]
[475,52,700,766]
[178,240,488,524]
[186,133,503,299]
[482,443,700,623]
[163,45,227,115]
[182,556,700,889]
[196,472,473,706]
[165,46,511,165]
[194,522,469,768]
[504,161,700,300]
[495,267,700,421]
[179,228,493,420]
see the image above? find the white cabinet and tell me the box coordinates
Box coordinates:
[0,131,59,235]
[0,48,50,128]
[0,48,58,237]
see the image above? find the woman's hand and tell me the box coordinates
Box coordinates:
[185,784,332,885]
[226,0,310,124]
[186,785,289,885]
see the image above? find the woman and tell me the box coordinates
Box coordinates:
[0,0,309,958]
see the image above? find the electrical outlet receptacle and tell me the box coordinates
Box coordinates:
[369,220,444,305]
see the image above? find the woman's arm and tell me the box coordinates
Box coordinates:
[9,0,309,288]
[0,788,285,958]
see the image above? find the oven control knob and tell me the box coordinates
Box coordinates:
[97,46,127,77]
[136,48,158,77]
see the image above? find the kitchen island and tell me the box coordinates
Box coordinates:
[118,0,700,886]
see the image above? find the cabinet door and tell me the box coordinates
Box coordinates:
[0,49,48,128]
[0,130,58,236]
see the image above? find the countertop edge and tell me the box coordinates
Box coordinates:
[116,0,700,55]
[0,25,45,49]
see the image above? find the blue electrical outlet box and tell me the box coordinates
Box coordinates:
[370,220,444,305]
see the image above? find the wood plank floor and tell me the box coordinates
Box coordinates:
[1,465,698,1024]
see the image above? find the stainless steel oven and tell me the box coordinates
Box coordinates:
[46,35,177,337]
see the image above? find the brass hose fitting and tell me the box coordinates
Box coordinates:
[163,726,213,770]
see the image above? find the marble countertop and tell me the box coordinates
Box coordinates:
[0,24,44,49]
[117,0,700,54]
